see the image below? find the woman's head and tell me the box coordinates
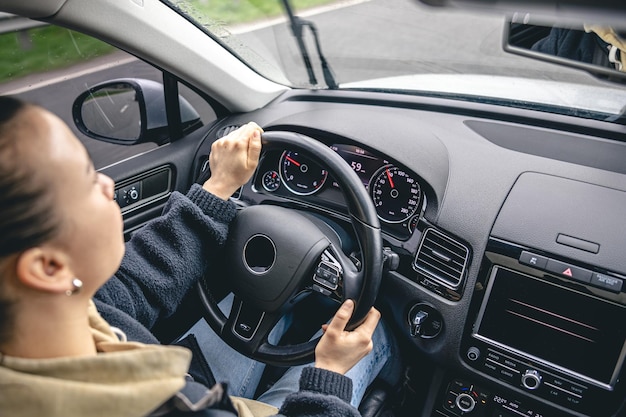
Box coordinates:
[0,96,125,346]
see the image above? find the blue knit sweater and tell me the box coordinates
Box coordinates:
[94,184,359,417]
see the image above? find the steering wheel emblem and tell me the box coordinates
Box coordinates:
[243,234,276,275]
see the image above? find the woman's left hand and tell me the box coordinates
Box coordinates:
[203,122,263,199]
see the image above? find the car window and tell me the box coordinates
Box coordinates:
[0,20,216,169]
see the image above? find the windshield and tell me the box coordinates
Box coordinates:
[178,0,625,123]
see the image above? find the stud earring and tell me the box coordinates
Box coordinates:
[65,278,83,296]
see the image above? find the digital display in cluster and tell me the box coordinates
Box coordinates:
[329,144,386,188]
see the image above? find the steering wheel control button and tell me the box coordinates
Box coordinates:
[313,250,342,291]
[519,251,548,270]
[545,259,591,283]
[311,284,332,296]
[314,263,339,287]
[407,303,443,338]
[521,369,542,390]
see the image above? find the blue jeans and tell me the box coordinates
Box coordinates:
[183,294,395,409]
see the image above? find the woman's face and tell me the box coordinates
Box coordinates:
[33,106,125,293]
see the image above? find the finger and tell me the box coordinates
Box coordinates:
[326,299,354,333]
[248,129,262,166]
[246,121,263,132]
[353,307,381,337]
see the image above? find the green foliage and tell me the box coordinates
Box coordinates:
[185,0,336,24]
[0,25,114,84]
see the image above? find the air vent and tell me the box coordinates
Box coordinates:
[217,125,241,138]
[413,228,469,289]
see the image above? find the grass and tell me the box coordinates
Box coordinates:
[181,0,338,24]
[0,0,337,84]
[0,25,115,84]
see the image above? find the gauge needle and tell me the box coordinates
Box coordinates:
[286,155,301,167]
[386,168,395,188]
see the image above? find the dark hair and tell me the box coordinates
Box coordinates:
[0,96,61,256]
[0,96,61,344]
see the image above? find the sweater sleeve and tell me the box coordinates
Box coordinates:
[275,367,360,417]
[95,184,237,330]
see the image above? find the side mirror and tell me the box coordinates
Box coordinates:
[504,19,626,85]
[72,78,202,145]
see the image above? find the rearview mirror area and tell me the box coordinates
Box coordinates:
[504,20,626,84]
[416,0,626,30]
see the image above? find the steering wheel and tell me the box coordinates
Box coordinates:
[197,131,383,367]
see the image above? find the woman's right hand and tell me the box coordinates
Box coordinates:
[314,299,381,375]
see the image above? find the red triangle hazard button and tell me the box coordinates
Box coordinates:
[562,268,573,277]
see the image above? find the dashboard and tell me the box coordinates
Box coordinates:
[186,89,626,417]
[206,89,626,417]
[252,142,427,241]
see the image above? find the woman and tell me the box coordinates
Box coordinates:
[0,96,394,417]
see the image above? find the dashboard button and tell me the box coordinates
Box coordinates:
[519,251,548,269]
[545,259,591,283]
[591,273,623,292]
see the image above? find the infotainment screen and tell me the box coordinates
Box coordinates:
[473,267,626,387]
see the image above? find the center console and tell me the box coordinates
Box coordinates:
[435,173,626,417]
[430,238,626,417]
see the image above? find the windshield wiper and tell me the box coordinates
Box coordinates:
[280,0,338,89]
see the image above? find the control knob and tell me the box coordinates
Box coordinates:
[128,187,139,200]
[455,393,476,413]
[521,369,542,390]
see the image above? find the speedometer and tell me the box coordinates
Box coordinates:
[370,165,421,223]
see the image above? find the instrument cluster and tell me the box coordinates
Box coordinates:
[254,143,425,240]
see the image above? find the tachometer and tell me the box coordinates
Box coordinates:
[370,165,421,223]
[279,150,328,195]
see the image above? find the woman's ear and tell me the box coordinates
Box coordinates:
[15,247,74,295]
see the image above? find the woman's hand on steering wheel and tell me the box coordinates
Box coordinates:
[203,122,263,200]
[314,299,381,375]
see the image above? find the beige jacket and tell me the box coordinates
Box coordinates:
[0,301,277,417]
[585,25,626,71]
